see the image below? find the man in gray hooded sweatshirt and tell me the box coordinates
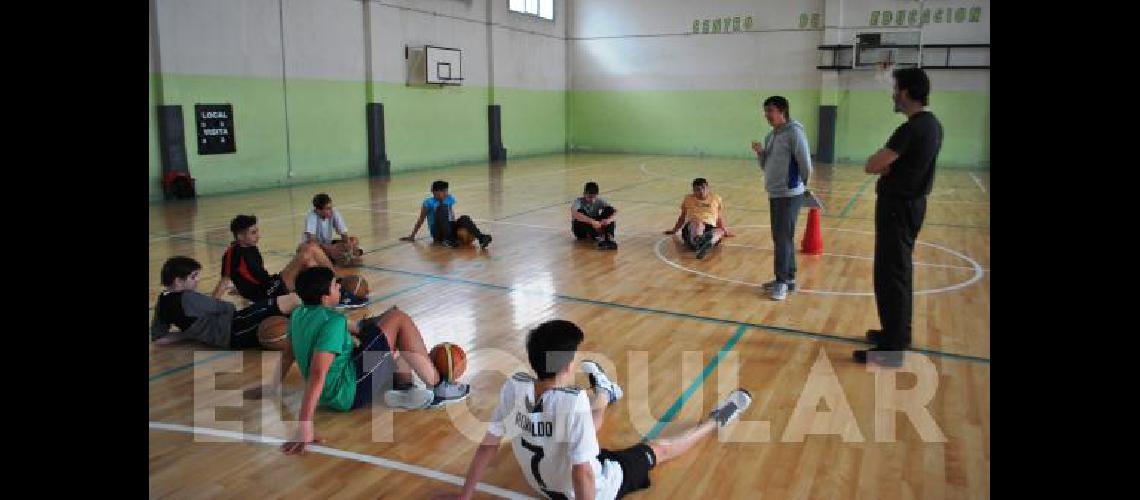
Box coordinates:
[751,96,813,300]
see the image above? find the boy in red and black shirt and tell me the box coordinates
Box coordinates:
[213,215,367,308]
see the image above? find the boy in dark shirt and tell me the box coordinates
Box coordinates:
[151,256,301,349]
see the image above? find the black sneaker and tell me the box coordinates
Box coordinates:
[478,234,492,249]
[604,240,618,250]
[442,239,459,248]
[853,348,904,368]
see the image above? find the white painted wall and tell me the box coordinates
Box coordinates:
[152,0,568,90]
[282,0,366,81]
[154,0,285,78]
[567,0,989,92]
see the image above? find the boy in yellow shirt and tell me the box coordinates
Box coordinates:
[664,178,734,259]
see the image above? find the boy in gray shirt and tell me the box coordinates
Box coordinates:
[571,182,618,250]
[151,256,301,348]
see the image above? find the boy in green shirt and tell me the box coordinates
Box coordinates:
[245,266,470,454]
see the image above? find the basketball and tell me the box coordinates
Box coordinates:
[429,342,467,382]
[257,316,290,351]
[340,275,370,297]
[456,227,475,246]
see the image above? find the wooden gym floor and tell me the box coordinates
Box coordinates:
[149,153,990,499]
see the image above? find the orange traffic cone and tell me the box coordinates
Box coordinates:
[801,207,823,255]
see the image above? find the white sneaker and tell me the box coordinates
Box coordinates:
[770,282,788,300]
[761,280,795,292]
[427,380,471,408]
[581,360,623,404]
[709,388,753,428]
[383,387,434,410]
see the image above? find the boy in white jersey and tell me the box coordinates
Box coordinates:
[443,319,753,500]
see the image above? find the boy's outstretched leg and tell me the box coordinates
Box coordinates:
[647,388,752,463]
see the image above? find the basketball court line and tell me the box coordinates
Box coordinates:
[838,177,876,217]
[969,172,987,194]
[644,325,750,441]
[148,422,537,500]
[149,351,236,382]
[153,234,990,364]
[600,197,990,229]
[334,208,989,273]
[149,159,621,240]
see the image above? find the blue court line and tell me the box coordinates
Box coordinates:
[148,351,237,382]
[369,278,436,303]
[356,264,990,364]
[643,324,750,441]
[838,177,875,218]
[156,234,990,365]
[148,277,435,383]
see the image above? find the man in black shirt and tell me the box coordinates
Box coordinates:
[855,68,943,368]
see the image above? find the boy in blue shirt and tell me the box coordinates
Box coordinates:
[401,180,492,249]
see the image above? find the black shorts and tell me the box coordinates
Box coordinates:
[235,274,289,302]
[263,274,289,298]
[681,223,717,250]
[229,297,284,348]
[598,443,657,498]
[351,320,395,409]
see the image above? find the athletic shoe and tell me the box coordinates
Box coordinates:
[442,239,459,248]
[581,360,623,404]
[853,348,904,368]
[770,282,788,301]
[597,240,618,250]
[478,234,492,249]
[427,380,471,408]
[383,387,434,410]
[761,280,796,292]
[709,388,753,428]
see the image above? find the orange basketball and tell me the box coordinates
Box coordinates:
[456,227,475,246]
[339,275,370,297]
[429,342,467,382]
[257,316,290,350]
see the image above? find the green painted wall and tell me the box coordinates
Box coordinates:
[497,88,567,157]
[146,76,986,201]
[568,88,988,168]
[372,82,488,171]
[567,89,821,159]
[147,76,568,200]
[834,89,989,168]
[151,74,290,198]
